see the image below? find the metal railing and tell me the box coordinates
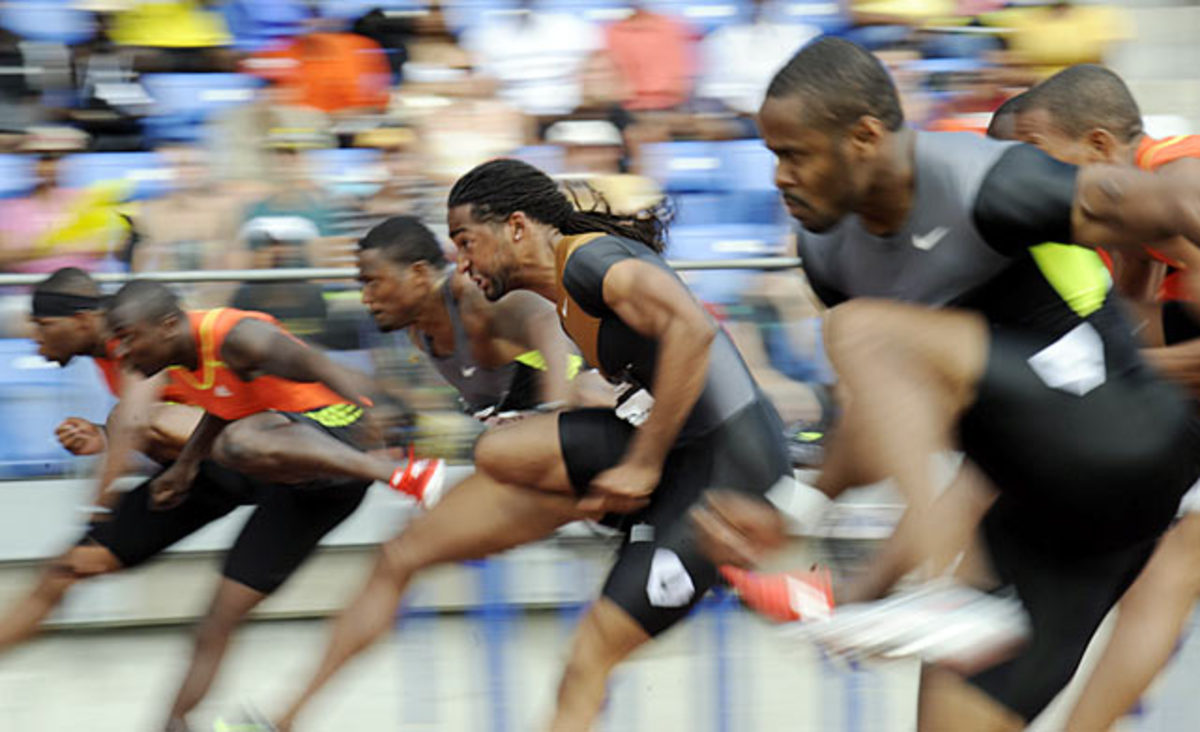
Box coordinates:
[0,258,805,287]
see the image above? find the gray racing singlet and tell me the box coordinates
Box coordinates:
[418,280,519,414]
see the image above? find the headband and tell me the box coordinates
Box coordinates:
[31,291,102,318]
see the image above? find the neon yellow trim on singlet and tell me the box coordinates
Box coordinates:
[513,351,585,380]
[166,308,227,390]
[302,403,364,428]
[1028,243,1111,318]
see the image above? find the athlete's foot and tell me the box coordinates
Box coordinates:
[720,565,834,623]
[164,717,192,732]
[787,581,1030,673]
[388,445,447,507]
[212,703,278,732]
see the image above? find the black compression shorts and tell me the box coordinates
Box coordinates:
[558,397,790,637]
[1163,300,1200,347]
[86,408,371,594]
[968,498,1156,720]
[957,327,1200,719]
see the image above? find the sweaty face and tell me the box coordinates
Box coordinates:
[110,316,174,376]
[758,96,864,233]
[447,204,518,301]
[1014,107,1102,166]
[358,248,427,332]
[31,315,88,366]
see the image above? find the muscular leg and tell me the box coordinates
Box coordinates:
[473,413,575,494]
[0,543,122,652]
[816,301,989,598]
[165,579,267,731]
[275,472,586,731]
[1064,513,1200,731]
[919,667,1025,732]
[212,413,396,485]
[551,598,650,732]
[842,460,998,604]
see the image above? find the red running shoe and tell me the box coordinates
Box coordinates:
[720,565,834,623]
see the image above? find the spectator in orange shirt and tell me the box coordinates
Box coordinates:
[604,5,696,112]
[249,24,392,114]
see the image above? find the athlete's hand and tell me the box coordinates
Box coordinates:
[691,490,787,568]
[149,461,198,511]
[579,459,660,514]
[55,418,106,456]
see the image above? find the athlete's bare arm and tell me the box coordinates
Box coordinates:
[581,259,717,513]
[220,318,376,409]
[94,369,167,504]
[488,289,573,406]
[1072,162,1200,251]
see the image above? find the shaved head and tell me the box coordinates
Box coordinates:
[106,279,183,330]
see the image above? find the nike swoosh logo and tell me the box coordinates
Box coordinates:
[461,366,477,378]
[912,226,949,251]
[214,385,233,397]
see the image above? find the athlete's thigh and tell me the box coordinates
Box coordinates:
[825,299,989,385]
[474,411,621,493]
[383,471,588,571]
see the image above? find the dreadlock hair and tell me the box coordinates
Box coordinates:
[359,215,448,268]
[448,159,671,253]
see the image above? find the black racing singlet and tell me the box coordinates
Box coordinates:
[555,232,760,441]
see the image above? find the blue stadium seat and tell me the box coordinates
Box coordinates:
[305,147,385,195]
[641,141,723,193]
[766,0,847,32]
[643,0,748,34]
[513,145,567,176]
[667,224,789,304]
[141,72,261,142]
[221,0,311,50]
[319,0,432,20]
[727,190,788,226]
[442,0,520,37]
[0,339,114,478]
[0,155,35,199]
[718,139,777,192]
[57,152,174,200]
[0,0,96,45]
[535,0,632,23]
[670,193,728,228]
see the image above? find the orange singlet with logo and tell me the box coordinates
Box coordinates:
[1135,135,1200,302]
[165,308,348,421]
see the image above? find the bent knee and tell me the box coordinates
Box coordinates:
[55,544,121,579]
[472,429,510,478]
[212,424,268,469]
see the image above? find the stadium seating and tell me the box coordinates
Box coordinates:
[57,152,174,200]
[140,73,261,143]
[0,0,95,45]
[0,155,36,199]
[0,339,114,478]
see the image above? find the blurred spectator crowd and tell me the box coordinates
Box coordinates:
[0,0,1137,472]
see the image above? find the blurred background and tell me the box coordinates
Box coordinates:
[0,0,1195,729]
